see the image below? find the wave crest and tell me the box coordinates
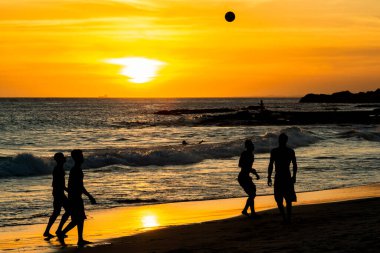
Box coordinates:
[0,127,320,178]
[337,129,380,142]
[0,154,52,178]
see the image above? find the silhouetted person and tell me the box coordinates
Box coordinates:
[182,140,188,145]
[259,100,265,112]
[267,133,297,223]
[238,140,260,217]
[43,153,70,239]
[58,150,96,246]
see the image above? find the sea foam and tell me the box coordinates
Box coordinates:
[0,127,320,178]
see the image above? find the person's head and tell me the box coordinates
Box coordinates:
[71,149,84,165]
[245,139,254,151]
[54,152,66,165]
[278,133,288,147]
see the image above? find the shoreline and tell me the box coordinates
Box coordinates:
[70,197,380,253]
[0,182,376,227]
[0,183,379,252]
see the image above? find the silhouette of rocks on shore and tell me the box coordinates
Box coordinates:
[300,89,380,103]
[197,110,379,125]
[153,93,380,126]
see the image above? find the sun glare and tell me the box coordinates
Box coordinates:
[106,57,165,83]
[141,215,159,228]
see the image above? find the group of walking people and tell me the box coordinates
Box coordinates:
[43,149,96,246]
[43,132,297,246]
[238,133,298,222]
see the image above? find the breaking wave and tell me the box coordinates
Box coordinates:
[337,129,380,142]
[0,127,320,178]
[0,154,53,178]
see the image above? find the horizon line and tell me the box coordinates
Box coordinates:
[0,96,301,99]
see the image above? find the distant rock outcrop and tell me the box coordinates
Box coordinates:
[299,89,380,103]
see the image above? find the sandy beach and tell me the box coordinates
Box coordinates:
[71,198,380,253]
[61,184,380,253]
[1,184,379,253]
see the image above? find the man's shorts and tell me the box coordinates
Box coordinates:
[53,193,70,212]
[69,197,87,222]
[238,176,257,197]
[274,178,297,203]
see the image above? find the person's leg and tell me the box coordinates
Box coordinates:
[56,220,76,245]
[242,196,251,215]
[275,185,286,222]
[77,220,92,245]
[56,211,70,234]
[249,185,257,216]
[56,199,70,234]
[60,220,76,235]
[43,205,60,237]
[286,200,292,222]
[276,200,286,222]
[77,220,84,242]
[249,196,255,215]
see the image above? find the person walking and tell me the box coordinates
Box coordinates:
[267,133,298,223]
[43,152,70,239]
[58,150,96,246]
[238,140,260,217]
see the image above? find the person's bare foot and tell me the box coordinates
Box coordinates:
[56,233,66,246]
[250,213,261,219]
[77,240,92,247]
[55,231,67,238]
[43,232,55,239]
[242,210,249,217]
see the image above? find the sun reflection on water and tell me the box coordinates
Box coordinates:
[141,215,159,228]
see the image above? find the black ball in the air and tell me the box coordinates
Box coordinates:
[225,11,235,22]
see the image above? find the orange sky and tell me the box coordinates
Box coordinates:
[1,0,380,97]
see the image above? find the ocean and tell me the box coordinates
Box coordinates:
[0,98,379,228]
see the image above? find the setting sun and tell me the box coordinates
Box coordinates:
[106,57,165,84]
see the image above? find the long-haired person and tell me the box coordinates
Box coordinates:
[238,140,260,217]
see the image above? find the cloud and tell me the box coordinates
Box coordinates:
[0,0,152,20]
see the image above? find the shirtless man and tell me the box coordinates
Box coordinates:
[267,133,297,223]
[58,150,96,246]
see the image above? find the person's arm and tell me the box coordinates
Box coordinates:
[63,173,68,192]
[251,168,260,180]
[267,150,274,186]
[292,150,297,184]
[83,186,96,204]
[250,154,259,179]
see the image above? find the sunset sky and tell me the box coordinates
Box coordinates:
[1,0,380,97]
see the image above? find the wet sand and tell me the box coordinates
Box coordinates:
[0,184,379,252]
[71,197,380,253]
